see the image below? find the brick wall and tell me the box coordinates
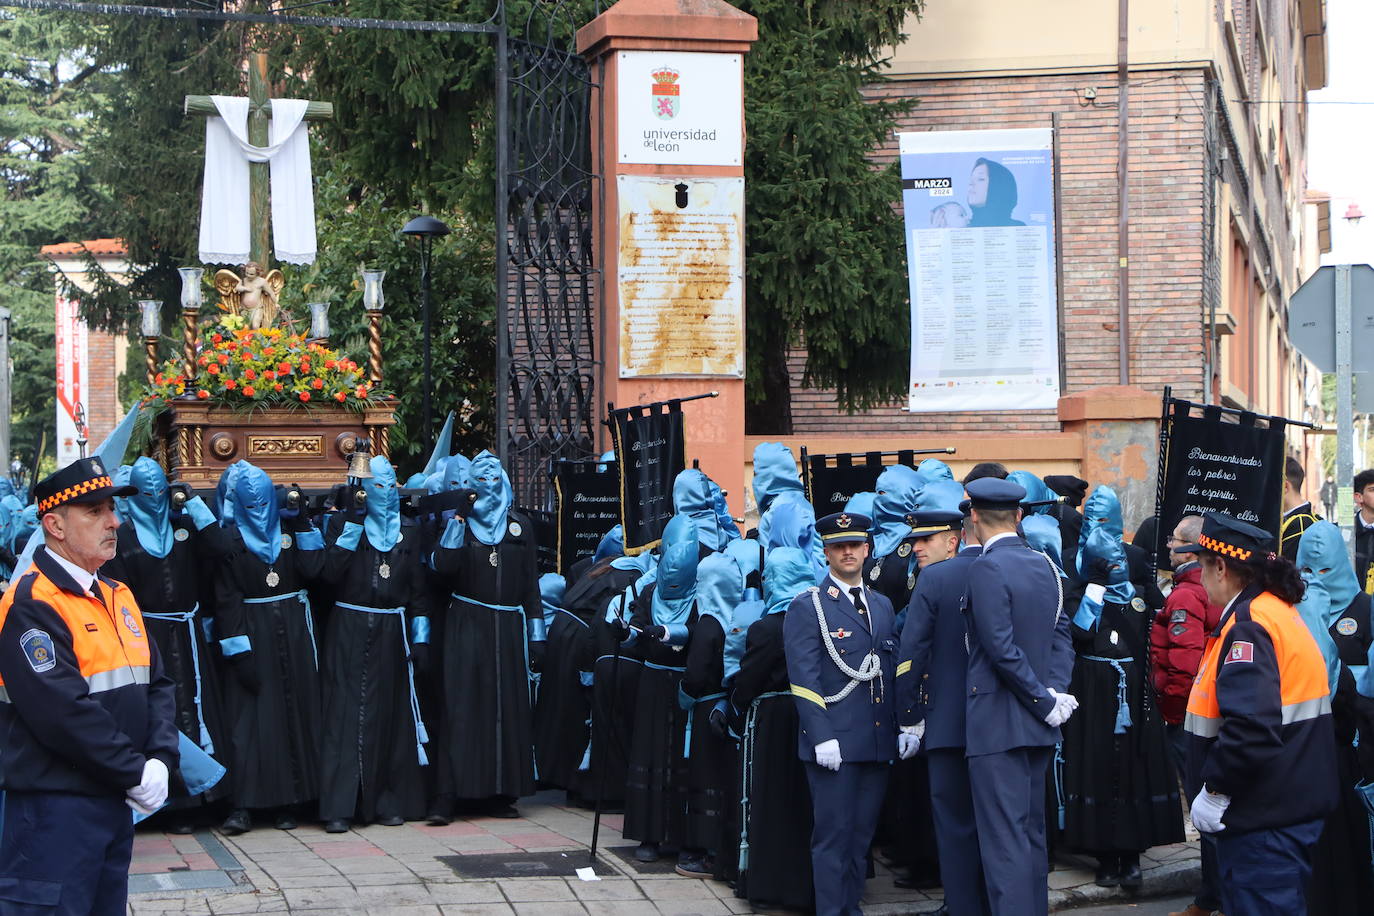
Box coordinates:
[84,327,121,448]
[787,69,1209,436]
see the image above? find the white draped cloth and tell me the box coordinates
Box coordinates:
[198,96,317,265]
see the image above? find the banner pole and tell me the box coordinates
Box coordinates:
[1152,386,1172,574]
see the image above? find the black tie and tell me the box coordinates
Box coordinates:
[849,587,867,617]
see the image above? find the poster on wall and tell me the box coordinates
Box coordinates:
[898,128,1060,412]
[54,293,88,469]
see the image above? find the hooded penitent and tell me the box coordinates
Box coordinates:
[466,450,513,546]
[764,547,817,616]
[232,463,282,565]
[111,464,134,524]
[595,525,625,562]
[1077,485,1124,579]
[697,551,746,634]
[539,572,566,634]
[916,479,966,515]
[363,455,401,552]
[872,464,923,558]
[968,157,1024,227]
[126,456,175,559]
[1072,526,1135,632]
[650,513,700,630]
[844,491,876,519]
[752,442,805,516]
[674,469,724,552]
[1295,521,1352,692]
[708,478,742,544]
[1008,471,1057,517]
[426,454,471,495]
[215,460,251,526]
[914,458,954,483]
[1022,515,1066,577]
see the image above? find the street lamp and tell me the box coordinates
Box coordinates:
[1345,203,1365,227]
[401,214,451,456]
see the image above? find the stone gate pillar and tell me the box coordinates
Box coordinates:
[578,0,758,517]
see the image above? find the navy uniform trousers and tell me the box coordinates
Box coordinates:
[968,747,1052,916]
[1215,818,1325,916]
[0,791,133,915]
[803,761,889,916]
[927,749,991,916]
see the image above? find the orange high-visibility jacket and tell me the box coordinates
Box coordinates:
[0,546,177,796]
[1184,587,1337,832]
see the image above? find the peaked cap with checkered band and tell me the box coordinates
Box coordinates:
[34,457,138,515]
[1174,512,1276,565]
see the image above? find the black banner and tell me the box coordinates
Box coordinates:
[553,459,622,573]
[1156,398,1288,566]
[524,508,558,575]
[610,400,687,554]
[803,450,923,512]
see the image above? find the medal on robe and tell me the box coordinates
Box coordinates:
[266,569,280,588]
[897,542,912,558]
[174,528,189,542]
[869,563,881,583]
[509,521,522,537]
[281,533,293,549]
[489,548,499,567]
[379,562,391,579]
[907,572,916,590]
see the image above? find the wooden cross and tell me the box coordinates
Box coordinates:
[185,52,333,267]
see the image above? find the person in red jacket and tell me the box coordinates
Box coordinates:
[1152,515,1225,765]
[1151,514,1225,916]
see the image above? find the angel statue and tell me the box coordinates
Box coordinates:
[215,262,285,329]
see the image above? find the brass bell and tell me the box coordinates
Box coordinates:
[346,437,373,480]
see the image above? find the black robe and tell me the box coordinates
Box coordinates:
[681,614,733,856]
[621,581,691,847]
[533,558,638,795]
[103,519,228,805]
[212,523,326,810]
[317,518,430,822]
[430,511,540,801]
[587,576,646,811]
[729,611,814,912]
[1308,591,1374,915]
[1060,597,1183,853]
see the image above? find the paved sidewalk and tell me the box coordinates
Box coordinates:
[125,791,1201,915]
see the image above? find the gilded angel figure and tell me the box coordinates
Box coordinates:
[215,262,285,329]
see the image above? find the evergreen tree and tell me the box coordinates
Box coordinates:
[0,10,114,468]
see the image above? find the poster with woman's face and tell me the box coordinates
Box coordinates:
[898,129,1060,413]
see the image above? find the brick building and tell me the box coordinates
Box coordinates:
[758,0,1330,522]
[40,239,130,468]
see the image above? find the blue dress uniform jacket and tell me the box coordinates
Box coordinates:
[897,546,981,748]
[964,536,1073,756]
[783,581,898,762]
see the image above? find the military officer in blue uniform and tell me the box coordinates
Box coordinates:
[896,505,989,916]
[961,478,1076,916]
[784,511,899,916]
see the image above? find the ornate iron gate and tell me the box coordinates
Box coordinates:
[496,0,601,509]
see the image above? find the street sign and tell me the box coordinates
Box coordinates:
[1358,372,1374,414]
[1289,263,1374,373]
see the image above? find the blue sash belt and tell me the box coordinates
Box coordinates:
[244,590,315,667]
[337,601,431,766]
[1082,654,1133,733]
[739,690,790,873]
[142,603,213,754]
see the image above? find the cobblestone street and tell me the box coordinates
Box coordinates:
[124,791,1202,915]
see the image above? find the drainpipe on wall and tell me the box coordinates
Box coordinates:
[1117,0,1131,385]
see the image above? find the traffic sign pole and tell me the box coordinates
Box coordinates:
[1336,265,1356,563]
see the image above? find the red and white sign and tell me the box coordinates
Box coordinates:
[1225,640,1255,665]
[54,293,89,469]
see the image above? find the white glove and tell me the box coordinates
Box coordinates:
[1043,691,1077,728]
[897,724,922,760]
[814,739,843,771]
[1190,787,1231,834]
[1048,688,1079,712]
[127,758,170,813]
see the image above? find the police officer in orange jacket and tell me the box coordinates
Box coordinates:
[1179,513,1338,916]
[0,457,179,914]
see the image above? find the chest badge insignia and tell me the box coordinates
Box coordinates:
[509,521,522,537]
[281,533,293,550]
[897,543,912,558]
[174,528,189,542]
[830,628,850,639]
[122,609,143,638]
[826,585,840,599]
[1336,617,1358,636]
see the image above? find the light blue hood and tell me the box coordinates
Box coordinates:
[872,464,923,558]
[751,442,805,514]
[363,455,401,552]
[467,451,513,546]
[232,464,282,565]
[674,469,723,552]
[126,457,174,559]
[764,547,816,616]
[650,513,700,628]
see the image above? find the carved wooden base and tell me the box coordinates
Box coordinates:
[162,401,397,488]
